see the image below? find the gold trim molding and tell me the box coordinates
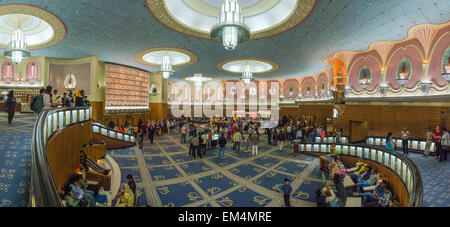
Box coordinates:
[134,47,198,67]
[0,4,66,50]
[216,58,280,74]
[145,0,317,40]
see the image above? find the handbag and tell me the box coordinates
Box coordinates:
[96,194,107,204]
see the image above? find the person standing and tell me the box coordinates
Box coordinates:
[147,126,154,144]
[74,90,85,107]
[424,127,433,157]
[138,131,144,149]
[385,132,396,151]
[434,126,442,159]
[30,88,45,114]
[218,134,227,159]
[250,132,259,156]
[296,127,303,143]
[277,130,284,152]
[201,132,207,156]
[281,178,292,207]
[335,128,342,144]
[52,89,61,104]
[233,130,242,153]
[181,125,187,143]
[6,91,16,125]
[192,135,201,159]
[440,128,449,162]
[61,92,69,107]
[267,128,272,145]
[401,128,410,155]
[43,85,53,108]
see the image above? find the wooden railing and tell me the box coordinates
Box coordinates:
[30,107,92,207]
[298,141,423,207]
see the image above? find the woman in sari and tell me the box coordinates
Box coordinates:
[115,183,135,207]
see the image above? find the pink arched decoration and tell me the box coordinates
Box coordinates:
[386,41,424,90]
[26,62,40,84]
[1,61,14,84]
[428,31,450,87]
[301,76,317,98]
[348,55,382,92]
[282,79,299,99]
[316,73,329,97]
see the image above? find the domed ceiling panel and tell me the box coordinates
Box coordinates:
[0,0,448,81]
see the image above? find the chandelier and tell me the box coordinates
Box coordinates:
[4,29,30,65]
[240,63,254,85]
[159,55,174,79]
[210,0,250,50]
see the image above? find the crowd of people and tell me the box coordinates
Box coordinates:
[385,126,449,162]
[316,156,400,207]
[4,86,90,126]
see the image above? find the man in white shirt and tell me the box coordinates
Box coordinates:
[43,85,53,108]
[440,128,449,162]
[401,128,410,155]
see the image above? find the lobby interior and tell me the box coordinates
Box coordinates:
[0,0,449,207]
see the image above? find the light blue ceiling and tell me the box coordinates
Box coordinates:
[1,0,449,80]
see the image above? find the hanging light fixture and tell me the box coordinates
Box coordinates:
[240,63,254,85]
[4,29,30,65]
[159,55,174,79]
[210,0,250,50]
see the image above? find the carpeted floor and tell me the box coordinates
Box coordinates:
[107,131,321,207]
[0,113,448,207]
[0,113,36,207]
[108,130,450,207]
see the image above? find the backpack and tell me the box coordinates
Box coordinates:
[30,95,39,111]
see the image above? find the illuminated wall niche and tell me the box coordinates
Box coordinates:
[105,64,149,112]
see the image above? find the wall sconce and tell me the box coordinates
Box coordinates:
[379,84,388,97]
[359,79,369,90]
[419,81,431,96]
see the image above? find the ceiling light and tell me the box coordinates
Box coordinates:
[240,63,254,84]
[4,29,30,65]
[210,0,250,50]
[159,55,174,79]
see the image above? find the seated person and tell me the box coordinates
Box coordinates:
[347,159,365,173]
[68,174,96,206]
[114,184,135,207]
[352,180,387,202]
[354,169,380,193]
[350,166,372,183]
[389,196,400,207]
[363,185,392,207]
[315,183,338,207]
[349,163,369,182]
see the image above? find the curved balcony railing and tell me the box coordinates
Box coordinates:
[366,136,436,154]
[92,121,135,143]
[314,136,348,144]
[298,141,423,207]
[30,106,92,207]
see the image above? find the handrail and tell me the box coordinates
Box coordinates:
[366,136,436,154]
[298,141,423,207]
[92,121,136,143]
[30,106,92,207]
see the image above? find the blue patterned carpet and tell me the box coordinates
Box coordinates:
[0,112,448,207]
[0,113,36,207]
[109,130,450,207]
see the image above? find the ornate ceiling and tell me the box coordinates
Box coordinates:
[0,0,449,81]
